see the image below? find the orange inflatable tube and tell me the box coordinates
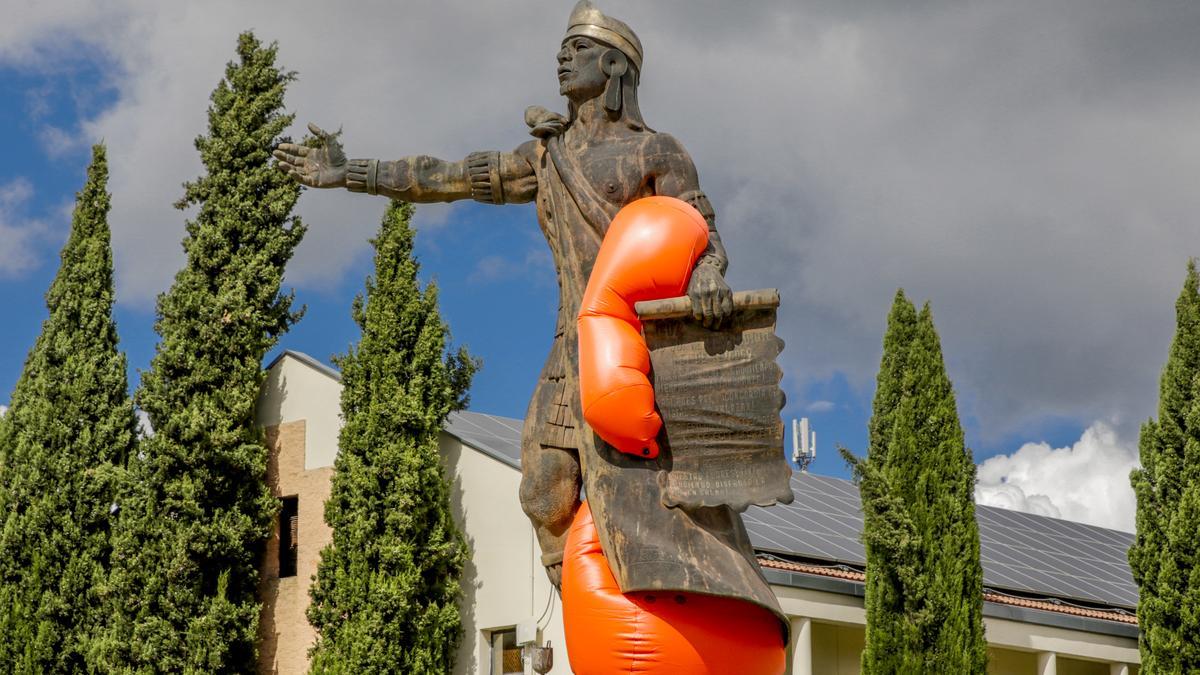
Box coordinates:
[563,502,786,674]
[577,196,709,458]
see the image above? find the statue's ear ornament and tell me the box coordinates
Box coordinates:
[600,49,628,114]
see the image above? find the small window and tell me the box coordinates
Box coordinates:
[279,496,298,578]
[490,628,522,674]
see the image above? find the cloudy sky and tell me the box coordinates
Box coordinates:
[4,0,1199,532]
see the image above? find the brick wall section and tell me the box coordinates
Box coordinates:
[257,420,334,675]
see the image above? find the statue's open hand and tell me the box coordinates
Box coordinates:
[688,262,734,329]
[273,123,347,188]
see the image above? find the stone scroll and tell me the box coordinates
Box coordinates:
[635,289,794,513]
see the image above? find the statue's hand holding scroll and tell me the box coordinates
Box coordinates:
[687,262,734,329]
[273,123,348,189]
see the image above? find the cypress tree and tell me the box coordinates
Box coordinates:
[0,145,137,673]
[307,201,476,674]
[1130,261,1200,671]
[841,291,988,674]
[96,32,305,672]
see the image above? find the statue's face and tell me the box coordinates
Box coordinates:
[557,36,608,101]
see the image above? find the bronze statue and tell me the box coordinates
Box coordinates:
[275,0,786,631]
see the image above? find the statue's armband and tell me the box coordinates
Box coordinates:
[466,151,504,204]
[676,189,727,274]
[676,189,714,224]
[466,147,538,205]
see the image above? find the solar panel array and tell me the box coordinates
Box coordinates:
[744,472,1138,609]
[445,411,524,469]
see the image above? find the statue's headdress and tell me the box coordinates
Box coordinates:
[562,0,648,130]
[564,0,643,72]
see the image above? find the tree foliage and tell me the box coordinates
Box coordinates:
[307,201,476,674]
[1130,260,1200,672]
[0,145,137,674]
[95,32,305,673]
[841,290,988,674]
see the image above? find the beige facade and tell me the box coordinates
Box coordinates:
[255,351,1141,675]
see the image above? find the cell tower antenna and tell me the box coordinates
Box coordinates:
[791,418,816,472]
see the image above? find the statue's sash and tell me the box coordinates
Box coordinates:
[545,135,619,241]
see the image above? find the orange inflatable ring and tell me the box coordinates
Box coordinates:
[562,502,786,674]
[577,196,710,458]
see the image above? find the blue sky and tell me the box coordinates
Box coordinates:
[4,0,1198,531]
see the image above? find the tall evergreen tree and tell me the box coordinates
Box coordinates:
[0,145,138,673]
[95,32,305,672]
[841,291,988,674]
[1130,261,1200,672]
[307,201,475,674]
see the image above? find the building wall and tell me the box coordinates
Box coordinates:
[441,435,568,675]
[255,355,568,674]
[811,622,865,675]
[257,355,342,469]
[989,647,1039,674]
[256,420,334,675]
[776,584,1139,674]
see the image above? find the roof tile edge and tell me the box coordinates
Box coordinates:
[757,557,1138,626]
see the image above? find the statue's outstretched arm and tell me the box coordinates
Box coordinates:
[274,124,537,204]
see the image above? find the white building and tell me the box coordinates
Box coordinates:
[255,350,1140,675]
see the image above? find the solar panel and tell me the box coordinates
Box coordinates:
[445,411,524,469]
[744,472,1138,609]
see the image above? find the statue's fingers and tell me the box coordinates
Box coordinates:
[718,291,734,327]
[700,291,717,328]
[689,290,705,323]
[276,161,295,174]
[308,122,330,138]
[275,143,307,158]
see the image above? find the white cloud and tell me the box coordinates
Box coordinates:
[2,1,1199,440]
[0,179,49,276]
[975,421,1138,532]
[0,404,7,417]
[37,124,80,157]
[806,400,836,413]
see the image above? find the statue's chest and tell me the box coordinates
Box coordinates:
[568,141,653,207]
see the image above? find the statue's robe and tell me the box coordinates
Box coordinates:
[512,130,787,633]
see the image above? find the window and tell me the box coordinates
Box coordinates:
[279,496,298,578]
[490,628,522,674]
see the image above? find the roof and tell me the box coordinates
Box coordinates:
[266,349,343,383]
[743,472,1138,611]
[265,352,1139,622]
[444,411,523,470]
[755,557,1136,628]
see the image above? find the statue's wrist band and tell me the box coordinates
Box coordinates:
[466,151,504,204]
[365,159,379,195]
